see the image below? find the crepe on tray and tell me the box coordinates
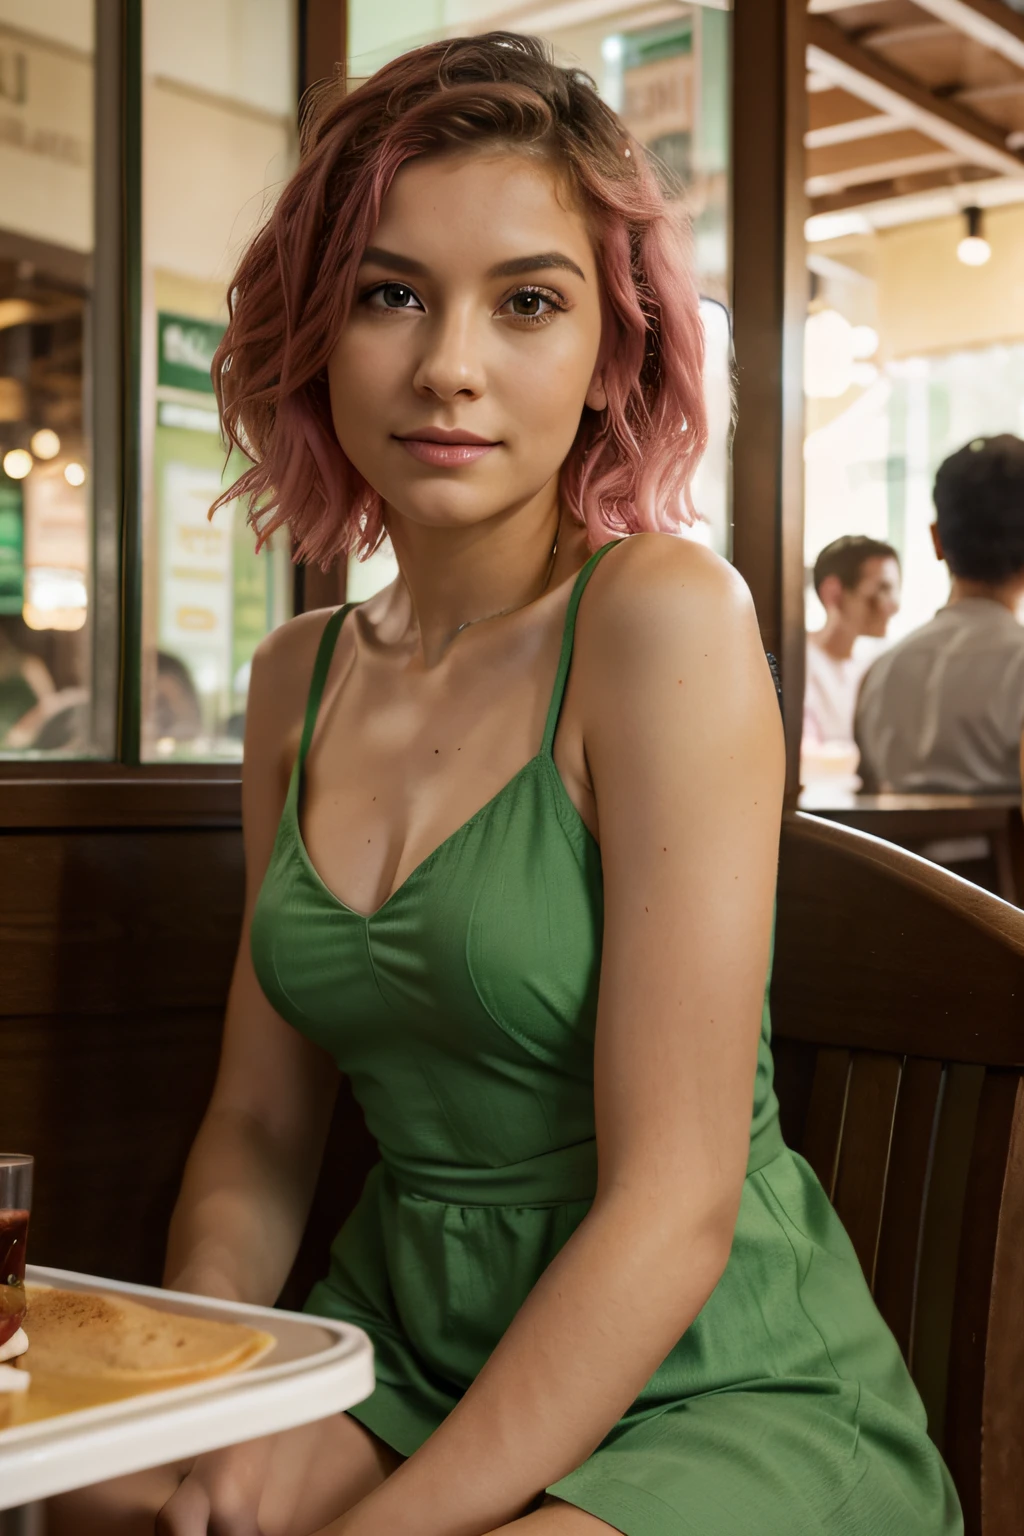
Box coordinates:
[23,1284,276,1383]
[0,1284,275,1428]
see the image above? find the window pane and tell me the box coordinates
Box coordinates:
[140,0,297,763]
[345,2,733,602]
[802,201,1024,789]
[0,1,101,757]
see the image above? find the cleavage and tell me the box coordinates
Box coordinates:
[300,662,550,917]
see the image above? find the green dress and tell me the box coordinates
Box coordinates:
[251,542,962,1535]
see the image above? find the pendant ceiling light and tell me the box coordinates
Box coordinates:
[957,206,992,267]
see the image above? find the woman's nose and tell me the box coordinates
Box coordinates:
[412,311,486,401]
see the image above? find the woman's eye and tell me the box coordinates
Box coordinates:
[367,282,422,311]
[500,289,565,323]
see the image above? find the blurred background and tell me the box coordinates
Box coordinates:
[1,0,1023,893]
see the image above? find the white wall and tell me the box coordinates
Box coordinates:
[143,0,298,289]
[0,17,93,250]
[145,0,296,117]
[0,0,92,52]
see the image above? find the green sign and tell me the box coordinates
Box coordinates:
[157,311,225,395]
[0,482,24,615]
[621,18,692,70]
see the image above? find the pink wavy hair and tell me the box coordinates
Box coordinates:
[212,31,708,566]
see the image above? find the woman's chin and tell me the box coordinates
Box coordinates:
[380,485,541,534]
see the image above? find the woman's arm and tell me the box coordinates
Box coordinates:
[324,535,785,1536]
[164,613,341,1305]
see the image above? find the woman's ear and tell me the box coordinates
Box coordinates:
[585,373,608,412]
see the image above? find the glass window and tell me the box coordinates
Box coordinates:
[804,208,1024,647]
[345,1,734,600]
[140,0,298,762]
[801,201,1024,790]
[0,1,99,757]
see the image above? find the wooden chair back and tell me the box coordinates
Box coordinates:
[772,812,1024,1536]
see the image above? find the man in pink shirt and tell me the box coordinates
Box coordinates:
[802,536,901,778]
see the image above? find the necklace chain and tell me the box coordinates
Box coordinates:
[445,530,560,650]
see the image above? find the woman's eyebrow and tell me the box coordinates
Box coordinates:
[487,253,586,281]
[360,246,429,275]
[358,248,587,282]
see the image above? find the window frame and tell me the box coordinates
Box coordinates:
[0,0,807,825]
[0,0,346,825]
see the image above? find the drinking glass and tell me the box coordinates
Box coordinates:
[0,1155,33,1349]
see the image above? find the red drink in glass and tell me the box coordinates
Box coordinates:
[0,1209,29,1347]
[0,1155,33,1351]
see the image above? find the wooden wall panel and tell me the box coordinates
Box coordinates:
[0,824,243,1285]
[0,831,244,1016]
[1,1009,222,1284]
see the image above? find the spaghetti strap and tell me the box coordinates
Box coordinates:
[297,603,357,771]
[540,540,623,757]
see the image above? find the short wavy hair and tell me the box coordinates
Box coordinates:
[212,31,708,567]
[934,434,1024,584]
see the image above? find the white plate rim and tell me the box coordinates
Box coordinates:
[0,1265,371,1449]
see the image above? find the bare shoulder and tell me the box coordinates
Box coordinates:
[247,606,348,734]
[243,606,349,803]
[576,532,761,678]
[251,605,342,692]
[571,537,783,811]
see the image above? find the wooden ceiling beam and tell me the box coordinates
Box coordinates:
[807,148,965,195]
[807,82,890,124]
[807,14,1024,176]
[808,163,994,215]
[958,80,1024,104]
[808,125,950,171]
[807,0,890,11]
[806,111,906,147]
[863,23,958,47]
[908,0,1024,72]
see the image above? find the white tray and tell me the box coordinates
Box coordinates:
[0,1265,374,1509]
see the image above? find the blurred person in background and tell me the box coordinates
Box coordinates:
[801,536,901,783]
[0,614,54,744]
[857,435,1024,794]
[154,650,203,745]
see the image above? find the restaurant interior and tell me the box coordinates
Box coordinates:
[1,0,1024,1530]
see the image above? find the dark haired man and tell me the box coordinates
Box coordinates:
[803,535,901,756]
[856,435,1024,793]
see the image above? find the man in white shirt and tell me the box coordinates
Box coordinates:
[802,536,902,762]
[856,435,1024,794]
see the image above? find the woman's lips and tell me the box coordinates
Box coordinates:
[396,437,498,467]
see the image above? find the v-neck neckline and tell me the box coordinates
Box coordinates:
[290,753,555,922]
[285,541,619,922]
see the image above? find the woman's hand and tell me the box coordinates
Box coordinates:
[155,1440,272,1536]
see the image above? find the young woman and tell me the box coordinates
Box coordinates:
[57,31,960,1536]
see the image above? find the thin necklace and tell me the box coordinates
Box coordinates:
[442,528,560,653]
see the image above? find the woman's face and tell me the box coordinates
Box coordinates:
[328,150,607,535]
